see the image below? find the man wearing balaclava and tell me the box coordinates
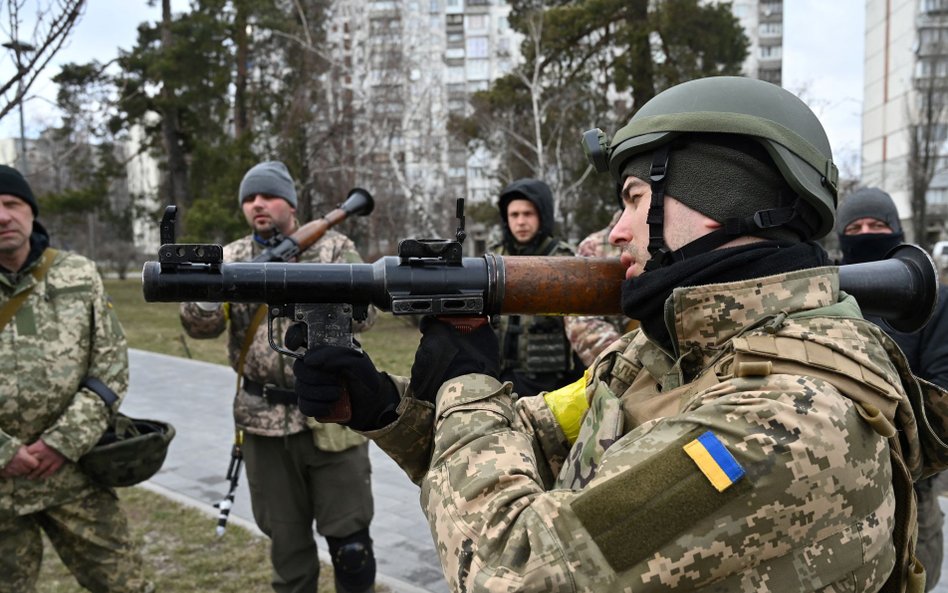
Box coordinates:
[489,178,583,397]
[837,187,948,591]
[290,77,947,592]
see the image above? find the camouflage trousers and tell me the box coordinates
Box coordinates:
[0,486,152,593]
[917,473,946,591]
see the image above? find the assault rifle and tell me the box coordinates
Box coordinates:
[145,200,939,417]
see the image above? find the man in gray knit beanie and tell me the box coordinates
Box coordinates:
[238,160,298,209]
[237,161,299,242]
[181,159,380,593]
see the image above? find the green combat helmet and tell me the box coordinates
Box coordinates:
[80,414,176,488]
[582,76,839,271]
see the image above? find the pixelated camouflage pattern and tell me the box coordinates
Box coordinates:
[0,249,127,518]
[372,266,922,592]
[492,239,580,379]
[0,486,152,593]
[180,230,374,447]
[563,211,636,367]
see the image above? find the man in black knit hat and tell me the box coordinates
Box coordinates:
[837,186,948,590]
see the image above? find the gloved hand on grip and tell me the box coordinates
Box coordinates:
[409,316,500,404]
[287,325,401,431]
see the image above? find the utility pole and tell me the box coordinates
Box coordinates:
[3,39,36,175]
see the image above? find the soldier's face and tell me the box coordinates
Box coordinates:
[842,217,893,235]
[506,199,540,244]
[610,176,716,279]
[242,194,296,238]
[0,194,33,266]
[610,177,651,279]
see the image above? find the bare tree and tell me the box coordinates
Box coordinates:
[0,0,85,122]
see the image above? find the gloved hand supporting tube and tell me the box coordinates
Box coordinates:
[293,346,400,431]
[409,316,500,404]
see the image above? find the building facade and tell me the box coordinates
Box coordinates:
[863,0,948,244]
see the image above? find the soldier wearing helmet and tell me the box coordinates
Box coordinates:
[0,165,153,592]
[291,77,943,592]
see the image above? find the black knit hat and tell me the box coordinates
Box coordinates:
[836,187,902,235]
[0,164,37,215]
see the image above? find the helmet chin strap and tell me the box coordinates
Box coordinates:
[643,147,799,273]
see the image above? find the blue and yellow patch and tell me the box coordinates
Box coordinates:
[683,431,745,492]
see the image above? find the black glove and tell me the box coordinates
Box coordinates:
[289,326,400,431]
[409,316,500,404]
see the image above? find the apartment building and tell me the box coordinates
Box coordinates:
[863,0,948,243]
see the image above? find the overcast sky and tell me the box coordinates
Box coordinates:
[2,0,867,173]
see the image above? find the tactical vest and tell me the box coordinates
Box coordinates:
[495,238,578,379]
[578,313,948,593]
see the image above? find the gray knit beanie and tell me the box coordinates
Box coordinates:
[238,161,298,208]
[835,187,902,235]
[621,134,801,242]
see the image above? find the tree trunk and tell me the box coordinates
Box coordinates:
[159,0,192,233]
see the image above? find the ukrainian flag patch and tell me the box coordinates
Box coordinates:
[682,431,745,492]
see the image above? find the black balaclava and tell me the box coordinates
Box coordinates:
[621,133,812,272]
[618,133,829,353]
[836,187,904,265]
[498,178,555,254]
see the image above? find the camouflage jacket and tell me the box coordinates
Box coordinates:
[490,238,580,383]
[369,266,923,592]
[0,249,127,518]
[180,231,374,448]
[563,212,636,367]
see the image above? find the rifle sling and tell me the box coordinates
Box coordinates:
[235,304,268,394]
[0,248,58,333]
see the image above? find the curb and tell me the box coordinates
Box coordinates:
[138,481,437,593]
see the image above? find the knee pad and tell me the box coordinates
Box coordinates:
[327,529,376,593]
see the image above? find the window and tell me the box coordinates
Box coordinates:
[446,65,466,83]
[466,59,489,80]
[921,0,948,14]
[467,36,488,58]
[759,45,782,59]
[446,14,464,26]
[759,22,782,37]
[467,14,488,30]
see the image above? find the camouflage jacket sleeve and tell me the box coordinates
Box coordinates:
[42,257,127,461]
[418,371,895,593]
[179,301,227,339]
[563,315,624,367]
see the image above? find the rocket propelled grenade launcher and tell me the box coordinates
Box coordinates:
[143,199,939,358]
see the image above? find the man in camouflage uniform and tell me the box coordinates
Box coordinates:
[563,210,638,366]
[491,178,582,396]
[0,165,151,593]
[291,78,944,592]
[179,161,376,593]
[836,186,948,590]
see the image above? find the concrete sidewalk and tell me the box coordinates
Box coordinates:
[122,349,449,593]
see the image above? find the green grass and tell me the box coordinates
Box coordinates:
[38,486,339,593]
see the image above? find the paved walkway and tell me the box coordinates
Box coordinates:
[124,349,948,593]
[123,349,448,593]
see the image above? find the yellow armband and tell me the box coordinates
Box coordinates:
[543,369,591,445]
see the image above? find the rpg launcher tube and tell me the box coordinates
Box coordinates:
[142,255,626,317]
[142,245,937,331]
